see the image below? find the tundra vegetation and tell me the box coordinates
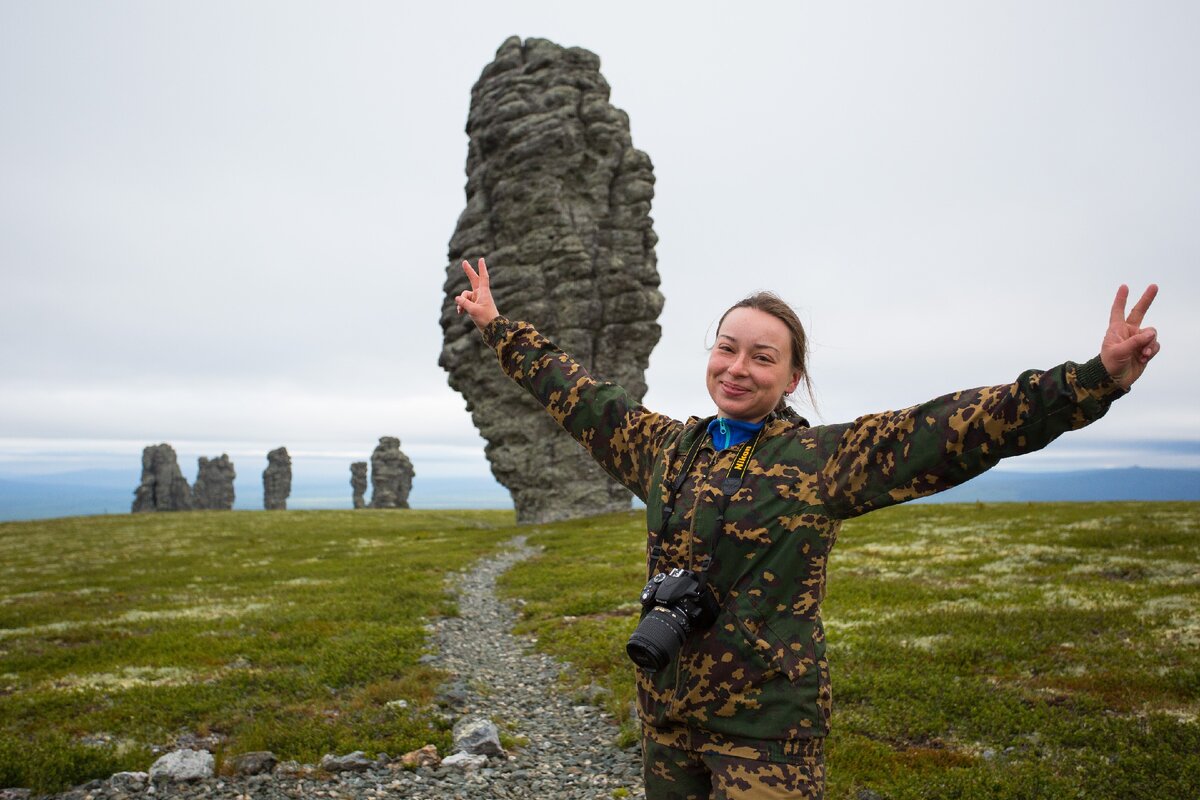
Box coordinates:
[1,503,1198,798]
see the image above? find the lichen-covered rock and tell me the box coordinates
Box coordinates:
[262,447,291,510]
[439,36,663,524]
[350,461,368,509]
[148,749,214,782]
[369,437,414,509]
[132,443,192,512]
[192,454,236,510]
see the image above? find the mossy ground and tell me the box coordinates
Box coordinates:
[0,509,514,792]
[3,502,1198,798]
[498,503,1200,800]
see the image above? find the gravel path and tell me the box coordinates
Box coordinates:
[18,536,644,800]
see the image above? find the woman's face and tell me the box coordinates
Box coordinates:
[706,307,801,422]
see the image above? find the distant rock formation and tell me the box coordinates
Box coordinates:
[192,455,236,510]
[369,436,414,509]
[132,443,192,512]
[439,37,663,525]
[350,461,368,509]
[262,447,292,510]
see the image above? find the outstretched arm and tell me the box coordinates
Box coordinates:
[1100,284,1161,390]
[455,258,500,332]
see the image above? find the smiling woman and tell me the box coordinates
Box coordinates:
[706,292,814,423]
[453,257,1161,800]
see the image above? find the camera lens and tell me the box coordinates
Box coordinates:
[626,606,690,672]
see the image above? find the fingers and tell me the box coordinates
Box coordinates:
[1109,284,1129,327]
[1127,283,1158,326]
[1135,328,1160,363]
[461,259,479,290]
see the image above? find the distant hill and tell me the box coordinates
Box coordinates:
[0,467,1197,523]
[911,467,1200,504]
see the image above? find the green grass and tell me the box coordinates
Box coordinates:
[3,503,1199,798]
[0,509,515,792]
[497,503,1200,800]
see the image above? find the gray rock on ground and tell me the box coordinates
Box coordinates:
[148,749,214,782]
[452,716,504,757]
[369,436,414,509]
[192,454,236,510]
[440,751,489,770]
[229,751,277,776]
[350,461,368,509]
[319,751,374,773]
[262,447,291,510]
[439,36,663,525]
[131,443,192,512]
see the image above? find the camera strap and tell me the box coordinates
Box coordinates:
[647,418,764,577]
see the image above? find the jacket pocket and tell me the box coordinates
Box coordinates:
[731,608,810,685]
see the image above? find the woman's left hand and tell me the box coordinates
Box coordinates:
[1100,284,1160,391]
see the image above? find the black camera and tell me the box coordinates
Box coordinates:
[626,568,720,672]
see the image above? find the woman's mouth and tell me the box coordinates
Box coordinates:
[721,382,751,397]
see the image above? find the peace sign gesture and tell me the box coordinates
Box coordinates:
[1100,284,1161,391]
[455,258,500,332]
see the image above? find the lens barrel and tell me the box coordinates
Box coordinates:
[625,605,690,672]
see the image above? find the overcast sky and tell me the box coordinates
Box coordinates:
[1,1,1197,495]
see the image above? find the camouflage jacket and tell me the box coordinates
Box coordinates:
[483,316,1124,758]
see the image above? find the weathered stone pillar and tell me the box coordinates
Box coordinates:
[439,37,663,524]
[369,437,414,509]
[193,455,236,510]
[262,447,291,510]
[350,461,368,509]
[132,443,192,512]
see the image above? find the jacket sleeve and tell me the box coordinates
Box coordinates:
[817,356,1126,518]
[482,316,679,501]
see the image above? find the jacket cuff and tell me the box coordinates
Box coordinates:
[481,316,513,350]
[1076,355,1126,398]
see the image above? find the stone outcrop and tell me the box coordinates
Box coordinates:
[350,461,368,509]
[262,447,291,510]
[131,443,192,512]
[439,36,663,524]
[369,437,414,509]
[192,454,236,510]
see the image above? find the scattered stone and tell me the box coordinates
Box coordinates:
[441,751,488,770]
[350,461,368,509]
[319,751,374,773]
[131,443,192,512]
[439,36,664,524]
[108,772,148,792]
[262,447,291,510]
[192,454,236,510]
[0,789,31,800]
[452,716,504,757]
[369,436,414,509]
[435,679,472,711]
[148,749,214,782]
[229,751,277,776]
[32,536,647,800]
[399,744,440,768]
[856,791,887,800]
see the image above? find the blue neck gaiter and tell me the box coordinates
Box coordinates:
[707,416,765,450]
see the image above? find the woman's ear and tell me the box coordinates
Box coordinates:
[786,371,801,395]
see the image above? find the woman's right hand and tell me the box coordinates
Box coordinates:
[455,257,500,332]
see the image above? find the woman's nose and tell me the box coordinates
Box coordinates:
[728,354,749,376]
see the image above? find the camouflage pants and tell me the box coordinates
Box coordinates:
[642,735,825,799]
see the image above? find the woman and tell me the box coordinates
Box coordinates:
[455,258,1160,800]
